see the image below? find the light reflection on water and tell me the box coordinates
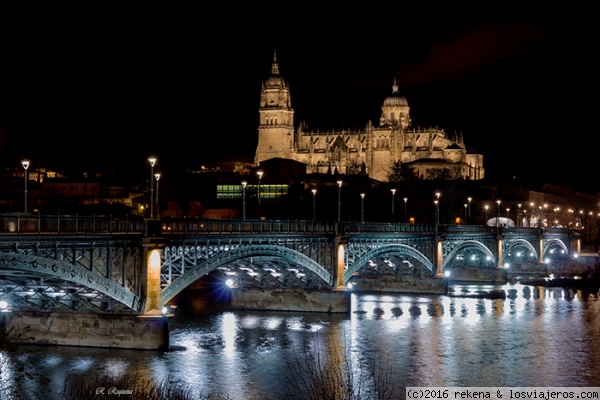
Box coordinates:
[11,283,600,399]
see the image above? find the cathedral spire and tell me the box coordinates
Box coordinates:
[271,47,279,75]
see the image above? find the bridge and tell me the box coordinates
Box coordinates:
[0,214,581,349]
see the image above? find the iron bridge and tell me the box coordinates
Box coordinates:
[0,215,577,314]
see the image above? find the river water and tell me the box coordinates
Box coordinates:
[8,283,600,399]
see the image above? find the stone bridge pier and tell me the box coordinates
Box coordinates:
[1,237,171,350]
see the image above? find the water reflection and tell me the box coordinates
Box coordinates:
[8,283,600,399]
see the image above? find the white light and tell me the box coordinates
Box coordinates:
[161,306,168,315]
[225,279,234,287]
[444,270,451,277]
[0,300,7,309]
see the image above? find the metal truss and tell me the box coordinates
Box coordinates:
[0,237,143,313]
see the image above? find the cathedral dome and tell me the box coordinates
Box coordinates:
[383,94,408,106]
[265,74,287,89]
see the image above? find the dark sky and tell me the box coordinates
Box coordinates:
[0,9,598,189]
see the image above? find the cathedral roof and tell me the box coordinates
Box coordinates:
[383,78,408,107]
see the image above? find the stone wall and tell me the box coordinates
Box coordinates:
[3,310,170,350]
[351,275,448,294]
[230,288,351,313]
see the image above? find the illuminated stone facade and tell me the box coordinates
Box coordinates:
[254,50,485,183]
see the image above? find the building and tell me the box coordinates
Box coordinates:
[254,49,485,183]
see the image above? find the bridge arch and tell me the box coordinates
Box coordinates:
[441,240,496,272]
[0,252,140,312]
[161,244,332,305]
[503,238,539,265]
[541,238,570,262]
[344,244,434,284]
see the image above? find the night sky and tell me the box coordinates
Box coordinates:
[0,8,598,190]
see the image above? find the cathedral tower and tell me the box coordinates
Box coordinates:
[254,48,295,165]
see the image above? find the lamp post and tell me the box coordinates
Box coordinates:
[435,192,441,229]
[496,200,501,229]
[257,170,263,206]
[21,160,29,214]
[311,188,317,221]
[506,207,510,224]
[360,193,365,223]
[148,157,157,219]
[467,197,472,224]
[403,197,408,223]
[485,205,489,225]
[434,198,440,237]
[242,181,247,220]
[464,203,468,224]
[391,188,396,220]
[517,203,522,227]
[154,172,161,219]
[337,180,343,222]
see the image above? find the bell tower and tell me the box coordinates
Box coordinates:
[254,48,295,165]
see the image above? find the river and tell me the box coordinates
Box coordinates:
[6,282,600,399]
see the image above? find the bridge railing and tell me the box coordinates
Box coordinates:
[160,218,338,234]
[341,222,435,234]
[0,213,145,234]
[0,213,576,237]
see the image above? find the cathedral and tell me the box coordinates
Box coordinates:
[254,50,485,183]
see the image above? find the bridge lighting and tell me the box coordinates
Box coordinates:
[154,172,161,219]
[242,181,247,220]
[225,278,235,287]
[161,306,168,315]
[360,193,365,223]
[337,180,343,222]
[346,282,355,290]
[257,170,264,206]
[22,159,30,214]
[391,188,396,219]
[0,300,8,311]
[504,263,510,269]
[467,197,472,223]
[148,157,157,219]
[496,200,501,228]
[444,270,451,277]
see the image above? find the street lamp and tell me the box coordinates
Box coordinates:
[391,188,396,220]
[517,203,522,227]
[154,172,161,219]
[242,181,247,220]
[467,197,472,224]
[360,193,365,223]
[506,207,510,223]
[485,204,489,225]
[148,157,157,219]
[434,198,440,236]
[403,197,408,223]
[464,203,468,224]
[311,188,317,221]
[257,170,263,206]
[337,180,343,222]
[496,200,501,229]
[21,160,29,214]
